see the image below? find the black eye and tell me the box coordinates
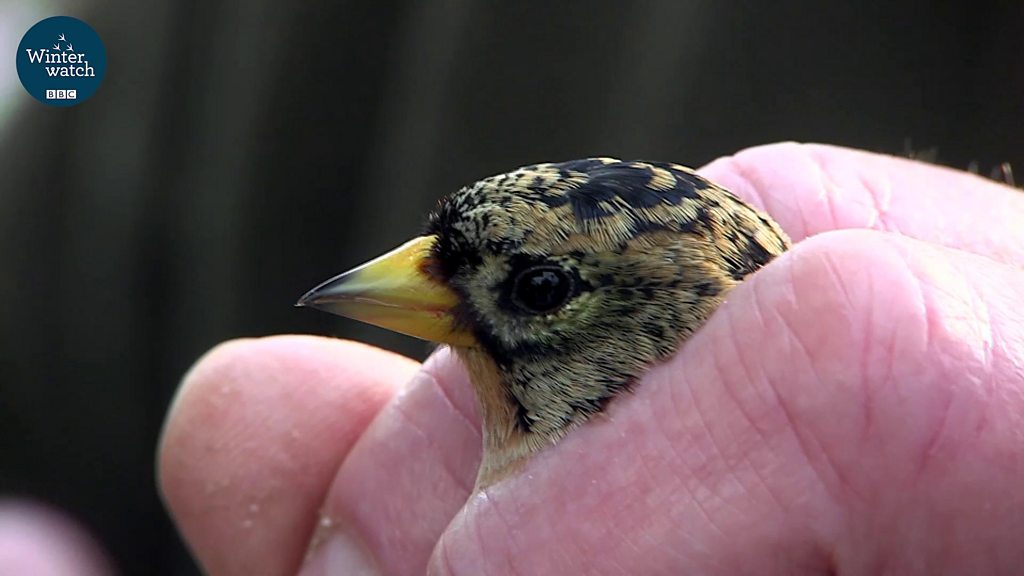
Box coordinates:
[511,265,573,315]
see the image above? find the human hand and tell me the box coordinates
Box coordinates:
[0,500,114,576]
[159,143,1024,575]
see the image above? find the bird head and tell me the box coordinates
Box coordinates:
[299,158,790,487]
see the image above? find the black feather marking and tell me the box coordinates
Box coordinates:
[427,227,482,280]
[733,236,777,280]
[642,322,666,342]
[694,205,712,227]
[693,280,720,297]
[651,161,714,190]
[724,230,779,280]
[677,218,700,234]
[547,160,706,224]
[513,397,533,433]
[535,191,571,208]
[629,218,673,236]
[559,158,611,173]
[570,194,614,222]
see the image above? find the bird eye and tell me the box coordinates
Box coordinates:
[511,265,573,315]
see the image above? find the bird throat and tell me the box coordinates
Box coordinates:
[454,346,552,489]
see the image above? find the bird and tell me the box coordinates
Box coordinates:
[298,158,791,488]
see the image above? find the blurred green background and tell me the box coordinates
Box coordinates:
[1,1,1021,574]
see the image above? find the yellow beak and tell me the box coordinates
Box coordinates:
[296,235,477,347]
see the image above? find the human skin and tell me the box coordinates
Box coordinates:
[158,143,1024,575]
[0,500,114,576]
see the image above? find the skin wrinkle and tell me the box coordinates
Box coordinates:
[666,361,734,542]
[702,150,813,287]
[616,452,669,565]
[632,399,664,487]
[729,252,840,511]
[866,256,897,443]
[455,500,493,576]
[620,459,701,571]
[646,463,727,572]
[558,508,600,576]
[640,377,718,563]
[720,285,788,514]
[480,492,529,576]
[420,354,482,436]
[902,244,935,464]
[780,148,818,239]
[719,297,771,445]
[903,246,995,484]
[561,424,688,569]
[771,248,865,507]
[727,278,795,511]
[710,154,773,215]
[687,404,742,545]
[570,478,631,575]
[829,239,1019,569]
[643,370,729,563]
[818,250,872,437]
[964,270,997,402]
[604,551,635,576]
[319,358,472,573]
[915,386,955,485]
[970,284,997,437]
[435,535,459,576]
[716,143,1024,268]
[735,454,782,516]
[391,396,476,497]
[662,378,713,478]
[858,161,895,233]
[810,153,844,234]
[557,512,598,569]
[622,409,688,553]
[808,144,885,233]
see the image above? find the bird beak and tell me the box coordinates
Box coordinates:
[296,235,477,347]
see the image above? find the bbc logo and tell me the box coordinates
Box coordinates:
[45,89,78,100]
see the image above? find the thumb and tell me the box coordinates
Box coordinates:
[430,230,1024,575]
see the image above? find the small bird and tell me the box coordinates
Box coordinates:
[298,158,790,488]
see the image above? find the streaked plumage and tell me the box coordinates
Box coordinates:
[300,158,790,487]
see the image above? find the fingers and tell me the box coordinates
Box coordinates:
[162,143,1024,575]
[159,334,483,576]
[0,500,114,576]
[431,230,1024,574]
[700,142,1024,266]
[301,347,481,576]
[158,335,418,576]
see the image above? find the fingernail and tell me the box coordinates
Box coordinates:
[304,527,380,576]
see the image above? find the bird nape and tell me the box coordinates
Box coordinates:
[298,158,791,488]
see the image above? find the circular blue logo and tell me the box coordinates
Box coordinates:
[16,16,106,107]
